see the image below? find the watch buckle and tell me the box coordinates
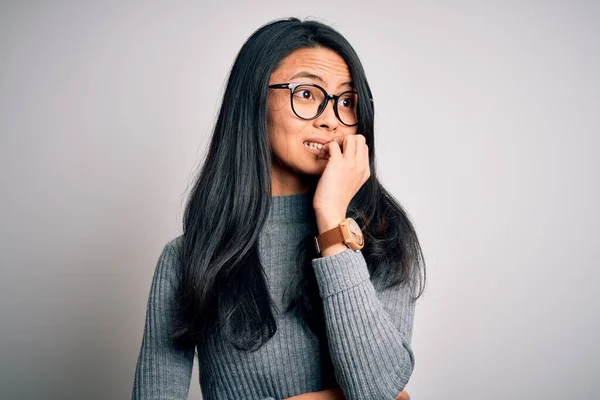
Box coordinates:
[314,236,321,254]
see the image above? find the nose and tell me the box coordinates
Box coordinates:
[312,97,339,131]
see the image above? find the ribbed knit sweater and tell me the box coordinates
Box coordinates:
[132,190,416,400]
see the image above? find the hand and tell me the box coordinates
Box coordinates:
[313,134,370,221]
[396,389,410,400]
[283,387,345,400]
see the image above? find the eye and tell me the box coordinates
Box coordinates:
[293,86,319,102]
[339,95,356,109]
[296,89,313,100]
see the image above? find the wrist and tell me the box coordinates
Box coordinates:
[315,212,349,257]
[315,211,346,235]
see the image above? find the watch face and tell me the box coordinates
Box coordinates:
[347,218,364,246]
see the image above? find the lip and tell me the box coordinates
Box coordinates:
[302,137,331,145]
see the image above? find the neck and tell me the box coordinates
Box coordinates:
[267,188,316,223]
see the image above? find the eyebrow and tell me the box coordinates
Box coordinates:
[288,71,354,89]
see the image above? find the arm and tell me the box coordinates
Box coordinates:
[312,240,416,400]
[132,241,195,400]
[309,132,414,399]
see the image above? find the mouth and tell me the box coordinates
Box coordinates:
[303,141,326,157]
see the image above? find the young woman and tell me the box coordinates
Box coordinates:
[133,17,425,400]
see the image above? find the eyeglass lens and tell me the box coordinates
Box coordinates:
[291,85,358,125]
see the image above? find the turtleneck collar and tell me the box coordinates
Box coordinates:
[267,189,315,223]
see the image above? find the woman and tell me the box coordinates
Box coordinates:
[133,17,425,400]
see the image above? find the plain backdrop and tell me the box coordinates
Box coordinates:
[1,1,598,399]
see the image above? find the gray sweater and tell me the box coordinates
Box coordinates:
[132,191,416,400]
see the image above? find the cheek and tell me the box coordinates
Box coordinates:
[267,95,287,113]
[268,107,309,140]
[268,120,309,162]
[267,113,290,155]
[267,98,291,134]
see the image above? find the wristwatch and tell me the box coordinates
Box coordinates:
[314,217,364,254]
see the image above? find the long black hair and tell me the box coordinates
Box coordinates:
[173,17,426,352]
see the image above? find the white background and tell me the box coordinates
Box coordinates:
[1,1,598,399]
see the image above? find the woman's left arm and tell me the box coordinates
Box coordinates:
[311,247,416,400]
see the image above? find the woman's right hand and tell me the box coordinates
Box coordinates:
[283,387,345,400]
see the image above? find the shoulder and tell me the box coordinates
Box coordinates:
[164,234,184,256]
[153,234,184,285]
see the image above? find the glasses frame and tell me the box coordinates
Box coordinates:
[268,82,359,127]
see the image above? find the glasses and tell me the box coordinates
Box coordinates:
[268,82,359,126]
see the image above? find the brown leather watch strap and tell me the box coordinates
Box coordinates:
[315,225,345,254]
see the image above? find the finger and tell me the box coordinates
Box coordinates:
[356,135,365,161]
[331,136,344,151]
[356,135,367,164]
[355,136,370,181]
[317,142,333,160]
[342,134,356,159]
[355,134,367,158]
[363,144,371,182]
[327,139,342,159]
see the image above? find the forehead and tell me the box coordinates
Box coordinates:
[271,47,352,83]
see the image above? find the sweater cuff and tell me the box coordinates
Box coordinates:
[312,248,371,298]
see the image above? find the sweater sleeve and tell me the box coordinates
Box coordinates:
[312,248,416,400]
[132,241,195,400]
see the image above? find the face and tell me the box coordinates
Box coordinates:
[267,47,358,195]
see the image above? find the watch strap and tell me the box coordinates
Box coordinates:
[315,224,345,254]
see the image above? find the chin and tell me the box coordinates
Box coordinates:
[300,161,326,176]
